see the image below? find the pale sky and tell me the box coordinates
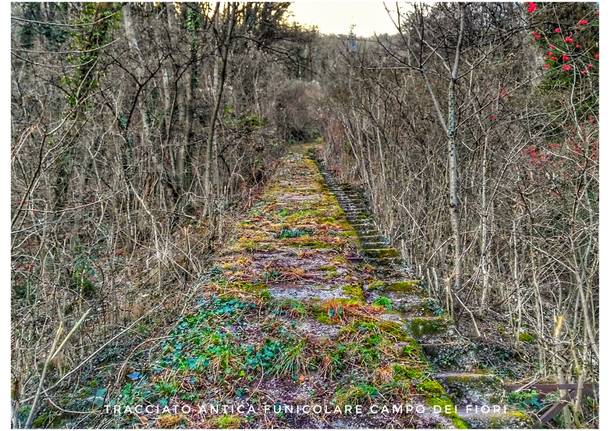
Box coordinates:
[289,1,399,37]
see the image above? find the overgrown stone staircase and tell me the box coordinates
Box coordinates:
[312,151,532,429]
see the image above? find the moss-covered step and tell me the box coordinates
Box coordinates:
[406,316,451,338]
[363,248,400,258]
[366,257,403,267]
[358,230,383,239]
[344,213,369,221]
[360,241,390,250]
[358,235,387,244]
[457,408,532,429]
[367,279,423,294]
[435,372,504,406]
[378,294,444,317]
[421,339,523,377]
[351,221,375,229]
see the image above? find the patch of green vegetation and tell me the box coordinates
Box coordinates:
[425,395,468,429]
[276,227,314,239]
[342,284,364,302]
[399,339,423,360]
[334,383,379,407]
[373,296,393,310]
[518,331,536,343]
[367,280,386,291]
[213,414,242,428]
[508,389,543,410]
[392,363,425,380]
[365,248,400,258]
[385,280,420,293]
[274,299,307,318]
[278,208,291,218]
[245,339,283,372]
[235,238,272,252]
[274,340,307,376]
[408,317,448,338]
[71,258,96,298]
[423,297,445,316]
[155,380,179,398]
[416,379,444,395]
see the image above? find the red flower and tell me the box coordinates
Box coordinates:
[550,56,558,61]
[562,54,570,62]
[564,36,574,44]
[527,2,537,13]
[578,19,589,25]
[562,64,572,72]
[576,44,581,49]
[587,63,593,69]
[549,44,556,50]
[554,27,561,33]
[543,63,550,70]
[489,114,497,121]
[595,52,599,60]
[581,69,589,76]
[532,31,542,41]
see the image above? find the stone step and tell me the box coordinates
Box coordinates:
[457,407,531,429]
[367,290,431,315]
[352,223,376,231]
[358,235,386,242]
[361,242,389,249]
[435,372,504,406]
[365,256,403,267]
[346,216,369,223]
[363,248,400,259]
[358,228,380,238]
[421,340,519,374]
[405,315,451,338]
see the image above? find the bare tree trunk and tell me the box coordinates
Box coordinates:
[446,4,465,305]
[203,4,235,215]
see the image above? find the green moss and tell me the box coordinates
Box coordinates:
[367,280,386,291]
[392,363,425,380]
[364,248,400,258]
[213,414,242,428]
[342,284,364,302]
[276,227,314,239]
[334,383,379,407]
[425,395,468,428]
[408,317,448,337]
[400,340,423,359]
[377,320,412,341]
[319,264,336,271]
[416,379,444,395]
[385,280,420,293]
[234,238,272,252]
[452,417,470,429]
[507,410,530,421]
[373,296,393,310]
[518,331,536,343]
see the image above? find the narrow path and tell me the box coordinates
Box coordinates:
[111,144,530,428]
